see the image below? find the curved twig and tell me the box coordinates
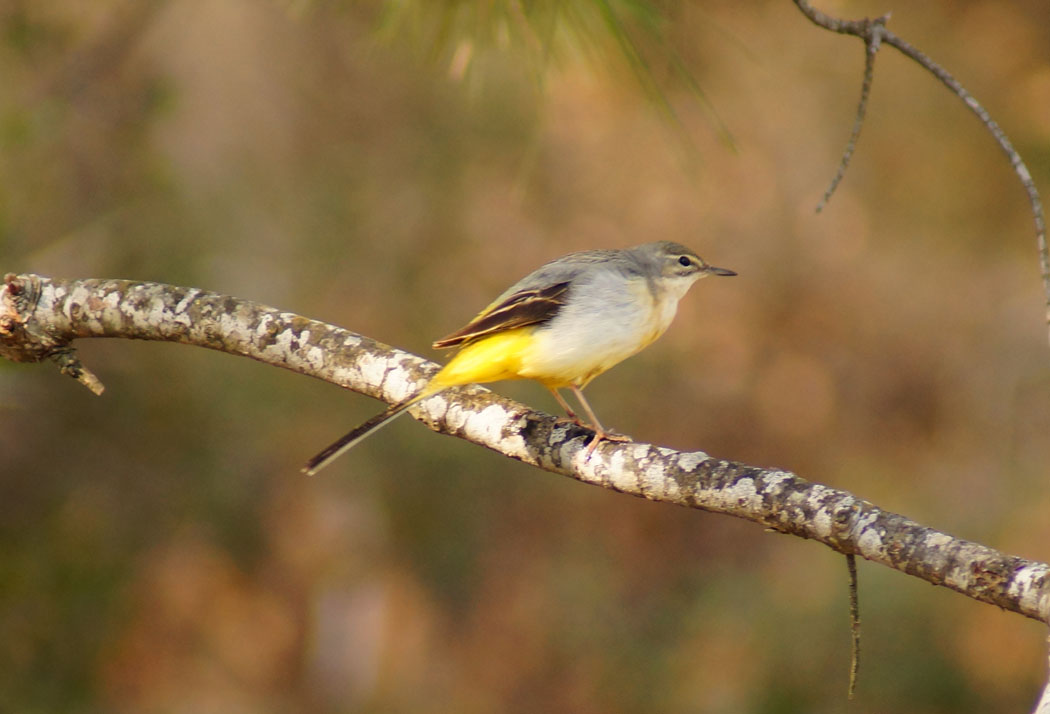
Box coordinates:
[3,273,1049,624]
[792,0,1050,337]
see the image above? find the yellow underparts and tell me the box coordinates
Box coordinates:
[428,327,539,392]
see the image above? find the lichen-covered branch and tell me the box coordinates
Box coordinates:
[3,273,1049,625]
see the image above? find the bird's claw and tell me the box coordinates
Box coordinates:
[584,429,632,456]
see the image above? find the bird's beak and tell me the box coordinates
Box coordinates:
[705,265,737,277]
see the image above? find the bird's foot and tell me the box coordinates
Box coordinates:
[584,429,632,456]
[552,415,631,455]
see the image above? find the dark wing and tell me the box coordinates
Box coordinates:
[432,281,570,349]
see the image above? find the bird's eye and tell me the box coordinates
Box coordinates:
[678,256,692,267]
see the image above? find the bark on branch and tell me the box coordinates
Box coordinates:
[4,272,1049,624]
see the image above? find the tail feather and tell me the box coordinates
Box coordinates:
[302,388,443,475]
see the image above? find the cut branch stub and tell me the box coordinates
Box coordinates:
[0,273,105,393]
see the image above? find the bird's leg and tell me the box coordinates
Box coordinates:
[569,385,631,455]
[547,387,585,426]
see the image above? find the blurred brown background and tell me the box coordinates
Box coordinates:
[3,1,1050,712]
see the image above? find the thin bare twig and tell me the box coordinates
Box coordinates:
[816,16,885,213]
[846,553,861,699]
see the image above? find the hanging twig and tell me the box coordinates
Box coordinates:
[846,553,861,699]
[816,16,885,213]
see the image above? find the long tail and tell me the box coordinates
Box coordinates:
[302,387,445,476]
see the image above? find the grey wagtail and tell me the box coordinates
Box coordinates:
[303,241,735,475]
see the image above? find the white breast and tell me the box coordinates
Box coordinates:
[517,271,681,387]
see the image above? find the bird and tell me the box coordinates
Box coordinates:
[303,241,735,475]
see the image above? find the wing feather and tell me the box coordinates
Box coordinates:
[432,281,570,349]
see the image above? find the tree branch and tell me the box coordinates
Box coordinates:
[4,272,1050,624]
[792,0,1050,339]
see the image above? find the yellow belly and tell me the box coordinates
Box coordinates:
[429,328,535,390]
